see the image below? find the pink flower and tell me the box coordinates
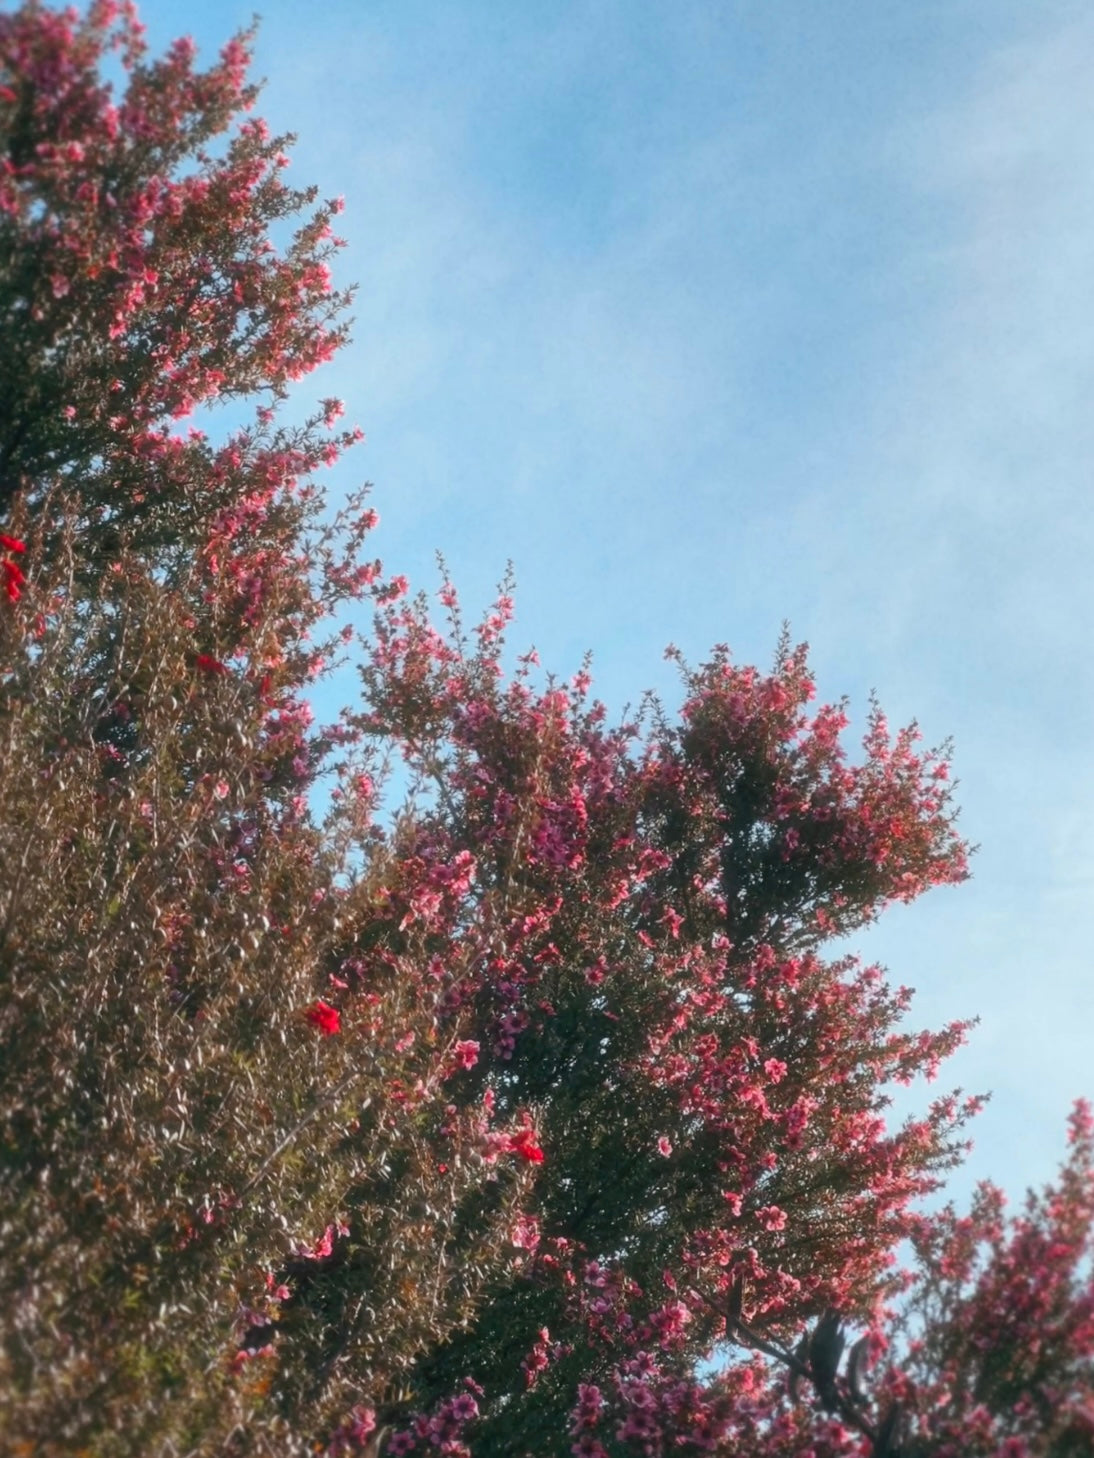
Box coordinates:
[306,1000,341,1036]
[511,1214,540,1251]
[657,1136,673,1158]
[453,1039,480,1070]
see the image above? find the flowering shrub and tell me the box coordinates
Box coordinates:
[550,1103,1094,1455]
[1,6,1091,1457]
[348,591,981,1453]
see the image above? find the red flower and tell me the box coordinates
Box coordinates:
[195,653,229,675]
[306,1000,341,1036]
[3,558,25,602]
[510,1127,545,1164]
[1,535,27,602]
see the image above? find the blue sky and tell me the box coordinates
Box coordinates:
[126,0,1092,1209]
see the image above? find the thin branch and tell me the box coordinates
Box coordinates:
[697,1287,882,1446]
[238,1070,363,1199]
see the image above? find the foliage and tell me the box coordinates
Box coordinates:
[0,6,1091,1456]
